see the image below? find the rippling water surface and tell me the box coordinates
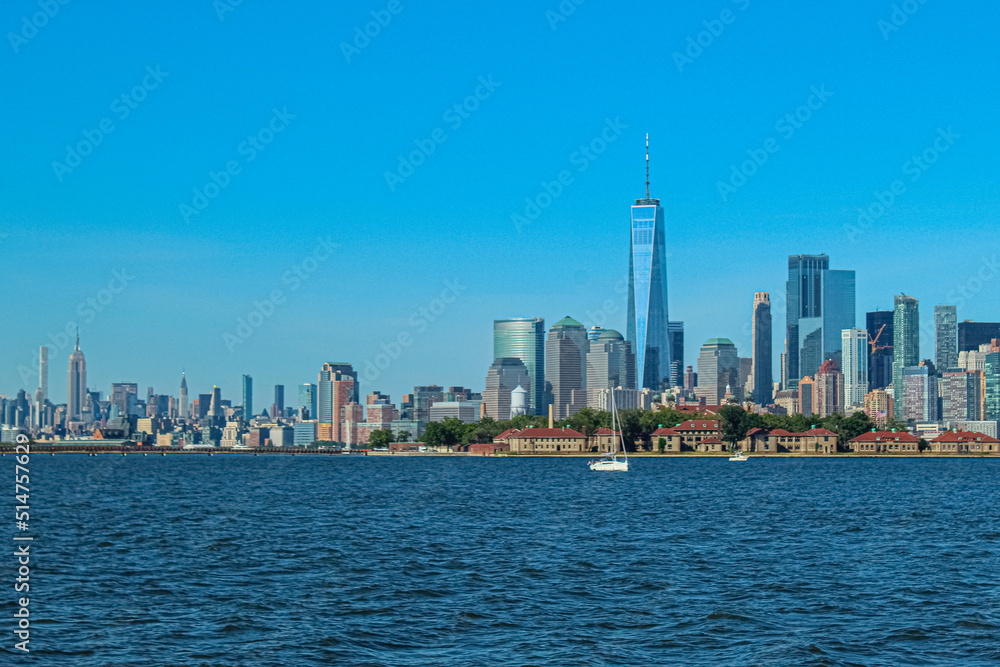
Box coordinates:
[8,455,1000,665]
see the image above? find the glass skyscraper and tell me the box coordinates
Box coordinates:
[298,383,317,420]
[494,318,545,415]
[242,374,253,419]
[935,305,958,371]
[668,321,684,389]
[785,254,856,388]
[752,293,773,406]
[627,143,671,391]
[893,294,919,420]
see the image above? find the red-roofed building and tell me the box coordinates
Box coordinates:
[588,427,619,453]
[742,427,838,454]
[507,426,587,454]
[847,430,920,454]
[466,441,511,455]
[697,436,726,453]
[927,430,1000,454]
[652,419,721,452]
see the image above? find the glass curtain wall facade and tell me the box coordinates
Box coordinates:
[627,197,670,391]
[935,305,958,371]
[494,318,545,415]
[892,294,920,419]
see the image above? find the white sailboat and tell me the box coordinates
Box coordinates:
[588,389,628,472]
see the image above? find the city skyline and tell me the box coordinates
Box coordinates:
[4,2,998,405]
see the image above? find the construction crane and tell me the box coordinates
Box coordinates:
[868,325,890,354]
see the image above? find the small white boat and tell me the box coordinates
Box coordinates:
[589,387,628,472]
[729,450,749,462]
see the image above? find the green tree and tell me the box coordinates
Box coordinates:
[658,437,666,454]
[719,405,752,452]
[395,430,411,442]
[618,409,644,452]
[368,429,393,449]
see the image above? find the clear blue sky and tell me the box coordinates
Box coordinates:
[2,0,998,407]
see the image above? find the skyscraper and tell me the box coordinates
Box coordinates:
[903,364,936,423]
[318,362,355,442]
[695,338,738,406]
[242,374,253,419]
[586,330,635,408]
[494,317,545,415]
[38,346,48,401]
[67,334,86,421]
[627,136,671,390]
[209,386,222,418]
[298,383,317,420]
[111,382,139,417]
[841,328,868,407]
[668,321,684,389]
[866,310,894,390]
[957,321,1000,352]
[785,254,856,387]
[274,384,284,417]
[814,359,844,418]
[935,305,958,372]
[179,372,188,418]
[893,294,919,419]
[752,293,772,406]
[483,358,530,420]
[544,316,589,420]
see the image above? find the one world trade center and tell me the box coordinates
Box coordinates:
[626,135,671,390]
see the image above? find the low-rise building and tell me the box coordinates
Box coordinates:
[506,427,587,454]
[927,430,1000,454]
[847,430,920,453]
[654,419,721,451]
[743,427,838,453]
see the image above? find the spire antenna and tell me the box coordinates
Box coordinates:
[645,133,650,199]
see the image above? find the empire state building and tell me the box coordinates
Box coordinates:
[67,334,87,420]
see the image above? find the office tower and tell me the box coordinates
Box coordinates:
[410,385,445,423]
[864,389,894,427]
[318,362,355,442]
[298,383,317,420]
[958,321,1000,352]
[38,346,48,401]
[902,364,936,422]
[942,370,982,423]
[494,317,545,415]
[209,386,222,417]
[627,137,671,390]
[683,365,696,392]
[798,376,816,416]
[111,382,138,418]
[483,358,530,420]
[545,316,589,420]
[179,372,189,418]
[892,294,919,419]
[751,293,773,406]
[785,254,856,387]
[866,310,894,390]
[242,375,253,419]
[842,328,868,407]
[587,326,605,343]
[67,334,86,421]
[274,385,284,415]
[934,306,958,372]
[985,350,1000,421]
[321,362,358,404]
[668,321,684,388]
[586,330,636,407]
[814,359,844,418]
[694,338,738,406]
[737,357,752,399]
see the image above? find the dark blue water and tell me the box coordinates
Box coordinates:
[7,455,1000,665]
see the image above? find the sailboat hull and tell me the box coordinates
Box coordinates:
[589,459,628,471]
